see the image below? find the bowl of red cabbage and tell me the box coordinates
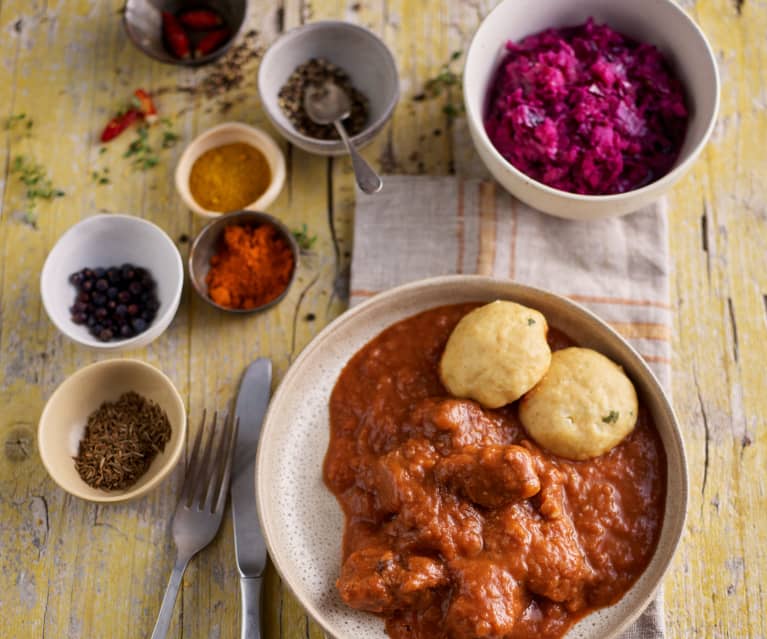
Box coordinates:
[464,0,719,219]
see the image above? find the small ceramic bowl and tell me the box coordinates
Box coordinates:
[188,210,299,313]
[258,21,399,156]
[38,359,186,503]
[175,122,287,219]
[256,275,688,639]
[463,0,720,219]
[123,0,246,66]
[41,214,184,351]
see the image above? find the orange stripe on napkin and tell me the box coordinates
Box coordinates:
[608,322,671,342]
[477,182,496,276]
[568,294,672,310]
[456,180,465,274]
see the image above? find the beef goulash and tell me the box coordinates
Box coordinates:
[324,303,666,639]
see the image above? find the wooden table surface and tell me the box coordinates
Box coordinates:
[1,0,764,637]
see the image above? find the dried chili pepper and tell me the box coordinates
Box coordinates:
[100,109,141,142]
[178,8,223,30]
[132,89,158,124]
[195,28,230,58]
[162,11,190,59]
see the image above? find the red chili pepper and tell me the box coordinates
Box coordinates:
[177,8,223,30]
[194,28,230,58]
[133,88,158,124]
[100,109,141,142]
[162,11,190,59]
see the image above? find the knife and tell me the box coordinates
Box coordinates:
[232,358,272,639]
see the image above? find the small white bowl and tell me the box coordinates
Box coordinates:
[175,122,286,219]
[38,358,186,503]
[258,21,399,156]
[463,0,720,219]
[41,214,183,351]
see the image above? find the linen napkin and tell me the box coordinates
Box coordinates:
[350,176,670,637]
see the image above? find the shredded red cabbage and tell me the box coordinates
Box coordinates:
[484,19,689,195]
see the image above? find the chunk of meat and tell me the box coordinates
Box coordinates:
[445,558,524,638]
[434,445,541,508]
[357,439,485,559]
[365,439,439,514]
[403,398,516,455]
[385,491,485,560]
[485,467,596,607]
[337,546,448,614]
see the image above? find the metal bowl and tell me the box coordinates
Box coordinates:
[123,0,247,67]
[188,210,299,313]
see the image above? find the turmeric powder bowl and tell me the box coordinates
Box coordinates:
[175,122,287,219]
[188,211,299,314]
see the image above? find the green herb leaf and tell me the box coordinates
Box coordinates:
[292,223,318,252]
[527,318,536,326]
[161,130,179,148]
[4,113,26,130]
[9,154,65,224]
[602,410,620,424]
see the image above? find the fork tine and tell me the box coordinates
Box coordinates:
[191,411,219,508]
[201,410,230,512]
[203,410,235,513]
[209,414,238,514]
[180,409,207,506]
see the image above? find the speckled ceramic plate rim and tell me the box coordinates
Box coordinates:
[255,275,688,639]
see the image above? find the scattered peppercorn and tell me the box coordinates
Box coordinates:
[68,264,160,341]
[278,58,369,140]
[304,313,316,322]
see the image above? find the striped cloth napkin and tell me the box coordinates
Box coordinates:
[349,175,670,638]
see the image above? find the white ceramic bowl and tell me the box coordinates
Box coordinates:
[464,0,720,219]
[41,214,183,351]
[38,359,186,503]
[256,275,688,639]
[175,122,286,219]
[258,21,399,156]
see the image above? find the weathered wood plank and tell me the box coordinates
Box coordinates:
[0,0,765,637]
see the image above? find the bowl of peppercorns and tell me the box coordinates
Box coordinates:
[258,21,399,156]
[41,214,184,350]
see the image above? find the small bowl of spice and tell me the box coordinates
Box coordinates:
[258,21,399,156]
[124,0,246,66]
[38,359,186,503]
[189,210,298,313]
[41,214,184,350]
[175,122,286,218]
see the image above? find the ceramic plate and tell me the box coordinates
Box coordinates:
[255,275,688,639]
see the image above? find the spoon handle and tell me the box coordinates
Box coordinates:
[333,120,383,194]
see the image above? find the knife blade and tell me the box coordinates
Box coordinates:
[232,357,272,639]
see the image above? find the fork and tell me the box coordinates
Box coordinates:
[150,410,238,639]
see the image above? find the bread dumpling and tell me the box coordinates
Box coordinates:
[439,301,551,408]
[519,347,638,460]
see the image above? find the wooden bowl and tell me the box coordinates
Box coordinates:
[255,275,688,639]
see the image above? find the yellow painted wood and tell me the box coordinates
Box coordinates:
[0,0,764,637]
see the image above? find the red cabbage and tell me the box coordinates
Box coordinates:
[484,19,689,195]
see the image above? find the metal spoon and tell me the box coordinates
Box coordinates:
[303,82,383,194]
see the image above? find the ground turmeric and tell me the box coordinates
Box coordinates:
[206,223,294,310]
[189,142,271,213]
